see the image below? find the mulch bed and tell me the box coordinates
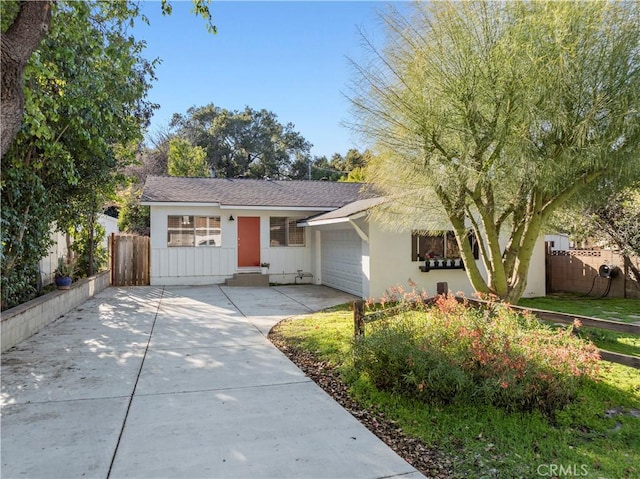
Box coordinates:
[268,327,457,479]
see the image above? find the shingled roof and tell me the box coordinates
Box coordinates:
[299,197,387,225]
[141,176,378,209]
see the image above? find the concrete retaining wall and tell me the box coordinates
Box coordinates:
[1,270,111,352]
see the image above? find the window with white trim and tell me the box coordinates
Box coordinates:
[167,215,221,247]
[270,217,305,246]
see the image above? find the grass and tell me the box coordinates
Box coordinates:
[274,305,640,479]
[518,294,640,323]
[518,294,640,358]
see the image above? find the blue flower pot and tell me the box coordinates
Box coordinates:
[55,276,72,290]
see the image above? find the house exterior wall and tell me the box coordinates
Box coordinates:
[149,205,316,285]
[367,222,479,299]
[524,237,546,298]
[365,221,546,300]
[545,234,571,251]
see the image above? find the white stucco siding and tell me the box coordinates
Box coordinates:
[149,205,315,286]
[521,237,546,298]
[320,228,364,296]
[368,222,476,300]
[367,221,546,300]
[544,234,570,251]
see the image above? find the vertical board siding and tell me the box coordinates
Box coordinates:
[111,234,150,286]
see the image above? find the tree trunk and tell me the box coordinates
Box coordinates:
[87,212,95,277]
[1,1,52,159]
[625,254,640,285]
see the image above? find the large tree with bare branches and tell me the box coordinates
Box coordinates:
[350,1,640,302]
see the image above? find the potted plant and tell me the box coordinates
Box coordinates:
[260,262,270,275]
[55,256,77,290]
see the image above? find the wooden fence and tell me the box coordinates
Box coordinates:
[547,249,640,299]
[353,297,640,369]
[110,234,150,286]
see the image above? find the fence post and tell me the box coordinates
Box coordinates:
[436,282,448,295]
[110,233,115,285]
[353,300,365,338]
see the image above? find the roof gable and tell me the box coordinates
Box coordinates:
[299,197,387,225]
[141,176,376,209]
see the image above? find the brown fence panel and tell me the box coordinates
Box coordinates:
[110,234,150,286]
[547,250,640,299]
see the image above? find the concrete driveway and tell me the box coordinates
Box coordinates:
[1,285,424,479]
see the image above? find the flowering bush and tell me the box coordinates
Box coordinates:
[353,293,600,415]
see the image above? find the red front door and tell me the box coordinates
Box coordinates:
[238,216,261,267]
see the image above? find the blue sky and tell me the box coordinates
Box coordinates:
[133,1,400,159]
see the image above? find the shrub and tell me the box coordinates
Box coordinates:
[353,293,600,415]
[69,220,108,277]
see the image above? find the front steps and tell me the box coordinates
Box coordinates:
[224,272,269,287]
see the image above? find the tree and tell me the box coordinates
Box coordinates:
[308,155,342,181]
[0,0,215,160]
[1,1,52,158]
[288,149,372,181]
[170,104,312,178]
[332,148,369,173]
[1,1,155,308]
[289,152,313,180]
[551,184,640,283]
[591,187,640,283]
[167,137,209,177]
[117,184,150,236]
[350,1,640,302]
[339,166,367,183]
[593,188,640,256]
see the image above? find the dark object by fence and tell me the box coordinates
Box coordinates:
[598,264,619,279]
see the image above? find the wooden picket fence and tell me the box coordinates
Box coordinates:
[110,234,150,286]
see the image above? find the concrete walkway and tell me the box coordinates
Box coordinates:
[1,285,424,479]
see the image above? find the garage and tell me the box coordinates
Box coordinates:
[321,229,363,297]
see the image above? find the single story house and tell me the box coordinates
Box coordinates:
[140,176,546,299]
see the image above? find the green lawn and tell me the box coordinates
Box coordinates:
[518,295,640,358]
[518,294,640,323]
[272,305,640,479]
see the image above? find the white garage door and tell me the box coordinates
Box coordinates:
[321,229,363,297]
